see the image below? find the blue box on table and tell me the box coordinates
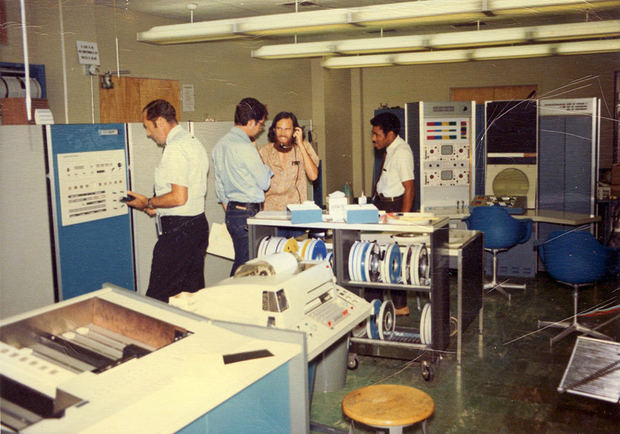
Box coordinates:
[344,204,379,224]
[287,202,322,224]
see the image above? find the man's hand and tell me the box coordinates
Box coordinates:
[126,191,148,211]
[292,127,302,145]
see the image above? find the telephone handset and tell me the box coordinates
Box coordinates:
[291,126,305,145]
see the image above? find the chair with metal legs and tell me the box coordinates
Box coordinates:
[463,206,532,302]
[537,230,612,346]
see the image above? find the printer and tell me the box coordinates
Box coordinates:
[171,254,371,361]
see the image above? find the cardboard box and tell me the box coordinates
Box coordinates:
[287,202,322,224]
[344,204,379,224]
[0,98,49,125]
[328,195,348,221]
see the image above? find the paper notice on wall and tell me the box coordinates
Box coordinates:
[76,41,100,65]
[182,84,195,112]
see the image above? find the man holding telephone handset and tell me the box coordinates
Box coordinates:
[259,111,319,211]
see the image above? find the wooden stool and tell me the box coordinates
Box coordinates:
[342,384,434,434]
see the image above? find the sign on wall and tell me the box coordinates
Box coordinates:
[76,40,100,65]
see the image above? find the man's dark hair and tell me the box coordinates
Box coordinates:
[267,111,303,143]
[370,112,400,137]
[234,97,268,126]
[142,99,177,126]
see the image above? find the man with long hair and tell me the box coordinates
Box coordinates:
[259,111,319,211]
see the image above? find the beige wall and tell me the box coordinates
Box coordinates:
[2,1,313,124]
[2,1,619,198]
[324,67,353,195]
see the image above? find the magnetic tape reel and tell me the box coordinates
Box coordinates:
[419,302,432,345]
[378,299,396,340]
[380,243,402,284]
[365,299,396,340]
[366,299,382,339]
[400,243,430,286]
[349,241,402,284]
[258,236,299,257]
[259,236,331,261]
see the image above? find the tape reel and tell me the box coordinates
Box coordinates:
[400,243,429,286]
[349,241,402,284]
[366,299,397,340]
[378,243,402,284]
[259,236,334,260]
[366,299,383,339]
[378,300,396,340]
[419,303,432,345]
[298,238,328,260]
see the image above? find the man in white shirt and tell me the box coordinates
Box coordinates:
[369,112,415,315]
[127,99,209,302]
[371,112,415,213]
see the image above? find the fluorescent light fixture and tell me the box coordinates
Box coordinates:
[357,0,620,27]
[253,20,620,58]
[137,21,241,44]
[137,0,620,44]
[322,39,620,68]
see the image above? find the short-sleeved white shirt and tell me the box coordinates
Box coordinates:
[155,125,208,216]
[376,135,414,198]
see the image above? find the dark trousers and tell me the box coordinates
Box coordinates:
[225,201,260,276]
[146,214,209,302]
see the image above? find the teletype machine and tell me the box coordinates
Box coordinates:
[170,253,371,361]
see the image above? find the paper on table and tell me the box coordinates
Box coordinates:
[207,222,234,260]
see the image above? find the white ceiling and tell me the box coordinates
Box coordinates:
[100,0,620,38]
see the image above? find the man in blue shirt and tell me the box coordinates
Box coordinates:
[212,97,273,275]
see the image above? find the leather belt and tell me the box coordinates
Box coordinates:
[160,214,203,235]
[228,201,262,211]
[378,194,404,202]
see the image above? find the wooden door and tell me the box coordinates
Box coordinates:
[451,85,537,104]
[99,76,180,123]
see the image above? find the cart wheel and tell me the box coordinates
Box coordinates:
[421,361,434,382]
[347,353,359,370]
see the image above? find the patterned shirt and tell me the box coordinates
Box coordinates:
[259,140,319,211]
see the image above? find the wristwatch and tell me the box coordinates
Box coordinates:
[147,197,154,209]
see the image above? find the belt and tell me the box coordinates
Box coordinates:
[378,193,404,202]
[228,201,262,211]
[159,214,204,235]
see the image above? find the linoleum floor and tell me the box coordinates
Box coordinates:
[309,273,619,433]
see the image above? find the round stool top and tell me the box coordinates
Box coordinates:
[342,384,434,428]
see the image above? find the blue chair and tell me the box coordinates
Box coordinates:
[537,230,611,346]
[463,206,533,301]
